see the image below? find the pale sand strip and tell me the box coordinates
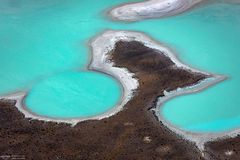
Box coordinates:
[109,0,240,21]
[110,0,203,21]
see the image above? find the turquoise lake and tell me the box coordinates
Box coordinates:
[0,0,240,132]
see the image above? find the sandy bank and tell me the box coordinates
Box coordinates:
[110,0,203,21]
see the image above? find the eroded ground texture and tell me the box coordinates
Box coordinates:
[0,41,239,160]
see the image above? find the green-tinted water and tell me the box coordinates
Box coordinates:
[0,0,240,132]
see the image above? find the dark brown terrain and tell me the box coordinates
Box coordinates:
[205,136,240,160]
[0,41,239,160]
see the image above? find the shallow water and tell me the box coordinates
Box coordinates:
[0,0,240,132]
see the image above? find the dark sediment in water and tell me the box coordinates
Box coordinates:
[0,41,236,159]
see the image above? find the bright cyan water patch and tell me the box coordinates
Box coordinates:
[25,72,121,118]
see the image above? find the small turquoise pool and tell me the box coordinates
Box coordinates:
[25,72,121,118]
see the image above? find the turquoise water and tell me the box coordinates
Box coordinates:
[0,1,240,132]
[25,72,121,118]
[0,0,137,118]
[155,4,240,133]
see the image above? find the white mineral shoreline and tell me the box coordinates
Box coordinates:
[1,30,240,155]
[106,31,240,154]
[155,74,240,154]
[109,0,204,21]
[0,30,141,126]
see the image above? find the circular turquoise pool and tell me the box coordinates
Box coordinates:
[25,72,122,118]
